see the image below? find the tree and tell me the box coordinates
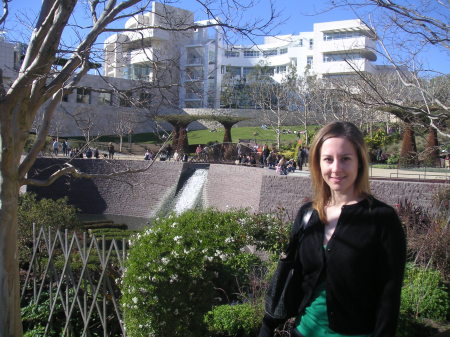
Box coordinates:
[0,1,280,335]
[324,0,449,138]
[248,64,295,149]
[156,114,201,153]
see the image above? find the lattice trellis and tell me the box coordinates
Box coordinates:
[21,225,128,336]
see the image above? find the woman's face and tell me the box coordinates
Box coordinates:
[319,137,359,197]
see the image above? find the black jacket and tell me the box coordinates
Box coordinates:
[260,197,406,337]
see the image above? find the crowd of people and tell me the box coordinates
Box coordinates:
[51,139,113,159]
[235,143,310,176]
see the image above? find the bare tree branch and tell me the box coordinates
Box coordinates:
[0,0,9,26]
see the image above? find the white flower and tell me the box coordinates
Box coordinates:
[161,257,169,265]
[225,237,234,243]
[171,222,178,228]
[173,235,182,242]
[206,256,213,262]
[132,297,138,304]
[169,274,178,283]
[174,309,179,315]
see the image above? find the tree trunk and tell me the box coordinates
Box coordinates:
[223,126,232,143]
[0,135,23,336]
[425,127,439,167]
[399,122,417,167]
[177,126,189,154]
[172,124,180,148]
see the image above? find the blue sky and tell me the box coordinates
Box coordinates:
[3,0,449,75]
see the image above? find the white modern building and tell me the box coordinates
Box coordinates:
[103,3,378,109]
[0,3,382,137]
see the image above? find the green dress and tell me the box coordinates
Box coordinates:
[295,248,373,337]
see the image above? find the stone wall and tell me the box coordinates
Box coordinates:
[27,160,447,223]
[27,158,186,219]
[204,165,275,212]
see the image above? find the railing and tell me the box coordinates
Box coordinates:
[21,225,128,336]
[369,164,450,182]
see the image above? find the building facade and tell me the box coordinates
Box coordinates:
[0,3,381,137]
[103,4,378,109]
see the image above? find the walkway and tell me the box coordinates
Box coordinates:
[276,166,450,182]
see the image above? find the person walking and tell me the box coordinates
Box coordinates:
[259,121,406,337]
[297,146,306,170]
[52,139,60,156]
[108,142,115,159]
[62,140,68,156]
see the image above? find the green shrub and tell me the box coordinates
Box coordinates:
[400,263,449,321]
[246,211,291,257]
[18,193,80,268]
[386,153,399,165]
[204,303,262,337]
[120,209,266,337]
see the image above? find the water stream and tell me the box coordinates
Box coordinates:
[173,168,208,215]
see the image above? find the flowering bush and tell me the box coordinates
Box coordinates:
[246,211,292,257]
[120,209,269,337]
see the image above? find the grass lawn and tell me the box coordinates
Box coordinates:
[67,126,311,147]
[187,125,313,145]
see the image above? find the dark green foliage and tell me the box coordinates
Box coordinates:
[121,209,270,337]
[18,193,80,268]
[400,264,449,321]
[204,303,262,337]
[21,289,103,337]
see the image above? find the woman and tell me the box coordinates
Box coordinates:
[259,121,406,337]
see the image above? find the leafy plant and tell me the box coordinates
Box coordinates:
[204,303,261,337]
[18,193,80,268]
[120,209,267,337]
[386,153,399,165]
[400,263,449,321]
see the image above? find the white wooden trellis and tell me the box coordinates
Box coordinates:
[21,224,128,337]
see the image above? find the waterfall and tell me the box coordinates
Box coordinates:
[173,169,208,215]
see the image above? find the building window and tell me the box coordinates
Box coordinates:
[323,31,363,41]
[243,67,254,77]
[276,65,287,73]
[62,94,69,102]
[309,39,314,49]
[225,50,240,57]
[243,50,260,58]
[127,63,151,80]
[263,49,277,57]
[226,66,241,77]
[119,91,133,107]
[98,92,112,105]
[323,52,363,62]
[76,88,91,104]
[279,48,288,54]
[307,56,313,66]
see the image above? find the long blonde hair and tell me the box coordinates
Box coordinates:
[309,122,371,222]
